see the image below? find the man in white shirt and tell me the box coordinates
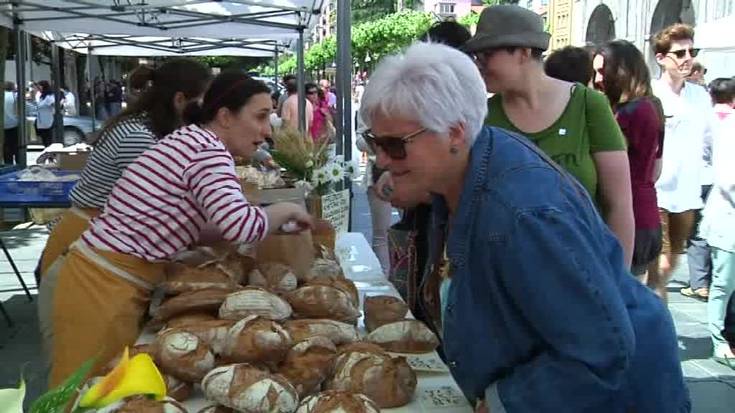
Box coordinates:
[3,82,19,164]
[651,23,716,289]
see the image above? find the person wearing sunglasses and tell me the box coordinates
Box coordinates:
[360,41,688,413]
[650,23,716,301]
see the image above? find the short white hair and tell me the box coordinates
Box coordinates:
[359,42,488,145]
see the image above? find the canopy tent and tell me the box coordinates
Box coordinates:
[36,32,289,57]
[694,15,735,82]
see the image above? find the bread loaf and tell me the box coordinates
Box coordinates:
[278,336,337,397]
[325,343,416,408]
[364,295,408,332]
[222,315,292,365]
[307,278,359,307]
[166,312,218,329]
[155,289,233,321]
[201,363,299,413]
[296,390,380,413]
[365,320,439,353]
[196,406,233,413]
[283,319,359,345]
[161,263,238,294]
[286,285,360,322]
[178,319,235,355]
[93,396,188,413]
[305,258,343,281]
[154,329,215,382]
[164,375,194,402]
[219,287,292,321]
[248,262,298,294]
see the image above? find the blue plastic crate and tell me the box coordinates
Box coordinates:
[0,168,80,205]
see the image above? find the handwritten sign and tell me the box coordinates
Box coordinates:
[321,189,350,234]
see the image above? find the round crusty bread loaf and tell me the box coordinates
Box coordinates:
[278,336,337,397]
[166,312,218,329]
[248,262,298,294]
[305,258,343,282]
[283,319,359,346]
[296,390,381,413]
[155,288,234,321]
[364,295,409,333]
[365,320,439,353]
[94,396,187,413]
[154,329,215,382]
[306,278,359,308]
[219,287,293,321]
[164,374,193,402]
[201,363,299,413]
[222,315,292,365]
[325,343,416,408]
[162,262,238,295]
[286,285,360,322]
[178,319,235,355]
[196,406,233,413]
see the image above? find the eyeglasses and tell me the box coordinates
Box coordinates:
[362,128,428,160]
[668,48,700,59]
[306,90,318,95]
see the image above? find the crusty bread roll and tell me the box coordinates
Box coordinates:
[161,263,238,295]
[201,363,299,413]
[94,396,188,413]
[325,343,416,408]
[306,278,359,307]
[219,287,293,321]
[283,319,359,346]
[286,285,360,322]
[296,390,381,413]
[363,295,409,332]
[248,262,298,294]
[222,316,292,365]
[155,289,233,321]
[278,336,337,397]
[154,329,215,382]
[196,406,233,413]
[177,319,235,355]
[164,375,194,402]
[365,320,439,353]
[166,312,218,329]
[305,258,343,282]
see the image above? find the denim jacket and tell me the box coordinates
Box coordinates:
[432,127,690,412]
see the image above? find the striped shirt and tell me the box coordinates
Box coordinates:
[82,124,269,261]
[70,114,157,209]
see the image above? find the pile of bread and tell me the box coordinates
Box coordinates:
[93,245,441,413]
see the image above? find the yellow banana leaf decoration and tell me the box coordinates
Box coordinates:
[78,347,166,408]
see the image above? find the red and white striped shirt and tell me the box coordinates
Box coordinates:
[82,124,268,261]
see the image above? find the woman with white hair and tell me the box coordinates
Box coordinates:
[360,42,689,412]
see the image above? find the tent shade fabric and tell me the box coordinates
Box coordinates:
[36,32,287,56]
[0,1,323,39]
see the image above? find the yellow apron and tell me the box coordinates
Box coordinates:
[49,241,165,387]
[39,207,100,276]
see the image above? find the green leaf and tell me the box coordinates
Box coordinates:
[30,358,96,413]
[0,377,25,413]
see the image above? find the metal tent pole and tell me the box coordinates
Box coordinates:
[274,48,279,88]
[51,44,64,144]
[336,0,353,230]
[14,29,28,167]
[88,48,96,132]
[296,28,306,133]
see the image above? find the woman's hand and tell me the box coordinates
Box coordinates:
[374,170,394,202]
[264,202,314,234]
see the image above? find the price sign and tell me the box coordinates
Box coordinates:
[321,189,350,233]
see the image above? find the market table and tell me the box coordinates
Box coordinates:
[139,232,472,412]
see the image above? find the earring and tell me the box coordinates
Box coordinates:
[450,146,458,154]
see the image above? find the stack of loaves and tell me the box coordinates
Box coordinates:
[88,245,440,413]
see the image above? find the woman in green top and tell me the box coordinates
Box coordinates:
[464,5,635,267]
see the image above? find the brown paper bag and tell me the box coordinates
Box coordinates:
[256,230,315,278]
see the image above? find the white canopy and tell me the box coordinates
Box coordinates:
[695,15,735,82]
[36,32,287,57]
[0,1,323,39]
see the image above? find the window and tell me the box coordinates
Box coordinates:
[438,2,455,15]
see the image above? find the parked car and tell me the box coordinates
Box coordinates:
[25,103,100,147]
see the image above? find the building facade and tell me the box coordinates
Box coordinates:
[421,0,474,19]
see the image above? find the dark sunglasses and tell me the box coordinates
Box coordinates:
[668,48,700,59]
[362,128,427,160]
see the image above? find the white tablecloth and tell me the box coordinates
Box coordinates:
[141,232,471,412]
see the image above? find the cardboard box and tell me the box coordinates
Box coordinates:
[242,183,307,207]
[58,152,90,170]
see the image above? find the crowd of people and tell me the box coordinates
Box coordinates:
[17,3,735,411]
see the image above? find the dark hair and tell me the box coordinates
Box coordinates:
[282,74,296,84]
[305,82,318,95]
[184,71,271,125]
[505,46,544,61]
[420,21,471,50]
[544,46,593,85]
[690,61,706,74]
[285,78,298,94]
[709,77,735,104]
[595,40,653,107]
[37,80,52,98]
[652,23,694,55]
[102,58,211,139]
